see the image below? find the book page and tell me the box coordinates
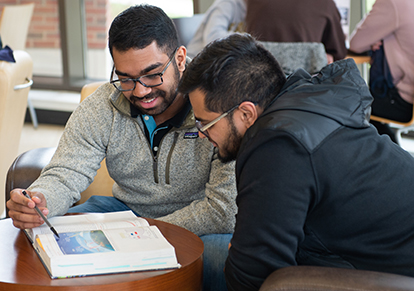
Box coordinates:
[105,226,172,252]
[36,226,174,257]
[58,230,115,255]
[27,211,149,241]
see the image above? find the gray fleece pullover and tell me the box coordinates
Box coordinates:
[28,83,237,236]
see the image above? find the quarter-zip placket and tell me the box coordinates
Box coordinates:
[165,131,179,184]
[133,118,160,183]
[153,130,180,185]
[152,153,159,183]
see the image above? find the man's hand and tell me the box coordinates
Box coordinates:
[326,53,334,64]
[371,41,383,52]
[6,189,49,229]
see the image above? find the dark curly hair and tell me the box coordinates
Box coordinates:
[178,33,286,113]
[108,5,178,57]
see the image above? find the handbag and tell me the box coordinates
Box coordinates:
[369,44,394,98]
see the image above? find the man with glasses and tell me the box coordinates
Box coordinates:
[7,5,236,291]
[110,47,178,92]
[179,34,414,290]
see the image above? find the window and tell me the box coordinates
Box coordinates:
[27,0,194,91]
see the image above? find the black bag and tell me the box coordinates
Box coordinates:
[369,44,394,98]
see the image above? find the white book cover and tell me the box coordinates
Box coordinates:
[26,211,180,278]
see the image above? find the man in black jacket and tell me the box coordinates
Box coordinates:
[178,33,414,291]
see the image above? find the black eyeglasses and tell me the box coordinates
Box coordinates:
[110,48,178,91]
[195,104,239,138]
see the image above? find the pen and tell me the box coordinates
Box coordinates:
[22,190,60,238]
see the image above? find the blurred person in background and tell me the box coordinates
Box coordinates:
[187,0,246,58]
[245,0,347,63]
[350,0,414,142]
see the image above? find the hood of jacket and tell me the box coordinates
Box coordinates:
[241,59,373,153]
[265,58,373,129]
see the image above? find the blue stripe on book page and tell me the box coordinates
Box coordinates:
[142,256,175,261]
[57,263,94,267]
[132,262,168,267]
[95,265,131,270]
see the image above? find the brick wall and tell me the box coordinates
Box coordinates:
[0,0,109,49]
[85,0,110,49]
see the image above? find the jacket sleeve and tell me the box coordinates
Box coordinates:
[225,132,314,290]
[156,149,238,236]
[27,87,113,217]
[349,0,398,53]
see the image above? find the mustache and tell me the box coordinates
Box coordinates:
[130,90,166,102]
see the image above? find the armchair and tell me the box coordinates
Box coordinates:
[172,14,205,47]
[1,50,33,218]
[259,266,414,291]
[370,111,414,146]
[259,41,328,75]
[0,3,38,128]
[0,3,34,51]
[5,81,113,217]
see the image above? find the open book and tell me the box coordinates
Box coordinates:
[25,211,180,279]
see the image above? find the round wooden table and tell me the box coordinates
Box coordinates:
[0,218,203,291]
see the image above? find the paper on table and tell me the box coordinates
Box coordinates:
[25,211,149,242]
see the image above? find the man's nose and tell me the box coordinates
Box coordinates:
[133,81,152,96]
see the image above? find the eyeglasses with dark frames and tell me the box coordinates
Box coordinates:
[110,48,178,91]
[195,104,240,138]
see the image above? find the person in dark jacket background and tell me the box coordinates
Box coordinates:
[245,0,347,63]
[178,33,414,291]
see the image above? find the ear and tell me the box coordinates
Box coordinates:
[176,46,187,73]
[237,101,259,129]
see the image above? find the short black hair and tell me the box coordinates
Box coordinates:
[178,33,286,113]
[108,5,178,56]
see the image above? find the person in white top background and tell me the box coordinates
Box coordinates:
[186,0,246,58]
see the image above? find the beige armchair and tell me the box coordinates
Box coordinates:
[0,3,37,128]
[0,3,34,51]
[1,50,33,218]
[5,81,113,217]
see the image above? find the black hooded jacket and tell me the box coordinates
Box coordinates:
[225,59,414,291]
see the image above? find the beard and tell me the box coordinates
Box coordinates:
[217,117,243,163]
[129,64,180,116]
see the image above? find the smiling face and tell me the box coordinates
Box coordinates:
[112,42,186,123]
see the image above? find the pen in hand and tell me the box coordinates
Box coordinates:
[22,190,60,238]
